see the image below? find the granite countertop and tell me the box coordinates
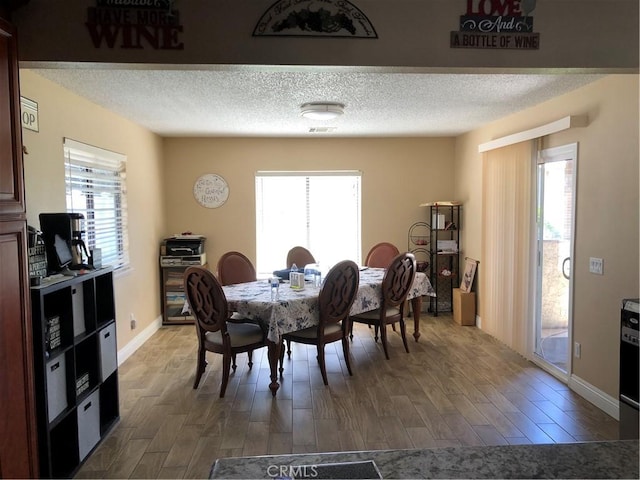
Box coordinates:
[210,440,639,479]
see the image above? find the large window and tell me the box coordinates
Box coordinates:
[64,138,129,270]
[255,171,361,276]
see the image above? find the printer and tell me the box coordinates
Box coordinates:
[160,235,206,266]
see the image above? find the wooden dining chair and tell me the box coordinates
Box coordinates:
[216,250,259,327]
[364,242,403,331]
[217,251,257,285]
[286,246,316,269]
[364,242,400,268]
[184,266,267,397]
[350,252,417,359]
[279,260,360,386]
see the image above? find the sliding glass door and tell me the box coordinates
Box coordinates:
[534,143,577,376]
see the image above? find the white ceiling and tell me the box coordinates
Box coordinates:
[28,66,604,137]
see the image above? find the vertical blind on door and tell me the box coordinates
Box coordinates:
[481,140,535,356]
[64,138,129,270]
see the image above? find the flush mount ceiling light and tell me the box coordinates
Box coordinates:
[300,102,345,120]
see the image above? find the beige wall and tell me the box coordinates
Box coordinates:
[20,67,639,405]
[454,74,640,398]
[162,137,455,269]
[20,70,166,350]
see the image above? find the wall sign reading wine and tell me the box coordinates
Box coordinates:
[86,0,184,50]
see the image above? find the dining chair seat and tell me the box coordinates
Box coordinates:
[204,322,265,349]
[284,322,342,340]
[351,306,401,321]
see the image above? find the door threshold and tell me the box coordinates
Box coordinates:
[531,354,569,383]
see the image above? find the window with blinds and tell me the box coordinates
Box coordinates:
[255,171,362,277]
[64,138,129,270]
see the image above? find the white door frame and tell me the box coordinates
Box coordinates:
[530,142,578,382]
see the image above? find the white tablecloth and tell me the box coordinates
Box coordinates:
[223,268,434,343]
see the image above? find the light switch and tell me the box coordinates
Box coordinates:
[589,257,603,275]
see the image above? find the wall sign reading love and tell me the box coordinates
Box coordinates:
[451,0,540,50]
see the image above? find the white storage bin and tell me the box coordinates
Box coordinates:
[72,285,85,337]
[99,323,117,381]
[46,355,67,422]
[77,389,101,461]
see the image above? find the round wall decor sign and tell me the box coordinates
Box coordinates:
[193,173,229,208]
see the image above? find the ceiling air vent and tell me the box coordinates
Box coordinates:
[308,127,337,133]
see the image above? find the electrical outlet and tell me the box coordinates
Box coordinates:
[574,342,581,358]
[130,313,137,330]
[589,257,603,275]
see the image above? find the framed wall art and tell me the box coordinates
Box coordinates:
[460,257,479,293]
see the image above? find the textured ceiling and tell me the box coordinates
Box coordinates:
[29,67,603,137]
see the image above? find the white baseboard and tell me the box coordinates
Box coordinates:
[475,314,481,328]
[569,374,619,420]
[117,315,163,366]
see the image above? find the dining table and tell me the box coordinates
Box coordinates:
[222,267,435,396]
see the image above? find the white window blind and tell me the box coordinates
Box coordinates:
[255,171,361,277]
[64,138,129,270]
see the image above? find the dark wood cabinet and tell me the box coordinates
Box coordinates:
[0,16,25,214]
[0,15,39,480]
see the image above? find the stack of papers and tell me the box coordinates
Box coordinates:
[437,240,458,253]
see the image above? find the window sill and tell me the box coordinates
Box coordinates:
[113,265,134,279]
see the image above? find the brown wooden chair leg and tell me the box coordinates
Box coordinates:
[286,339,292,358]
[341,335,353,376]
[232,353,237,372]
[220,354,232,398]
[399,319,410,353]
[193,346,206,389]
[380,324,390,360]
[247,350,254,369]
[317,344,329,386]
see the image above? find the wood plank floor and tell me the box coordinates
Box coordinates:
[75,314,619,479]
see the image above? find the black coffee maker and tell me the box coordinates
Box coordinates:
[69,213,92,269]
[40,213,93,273]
